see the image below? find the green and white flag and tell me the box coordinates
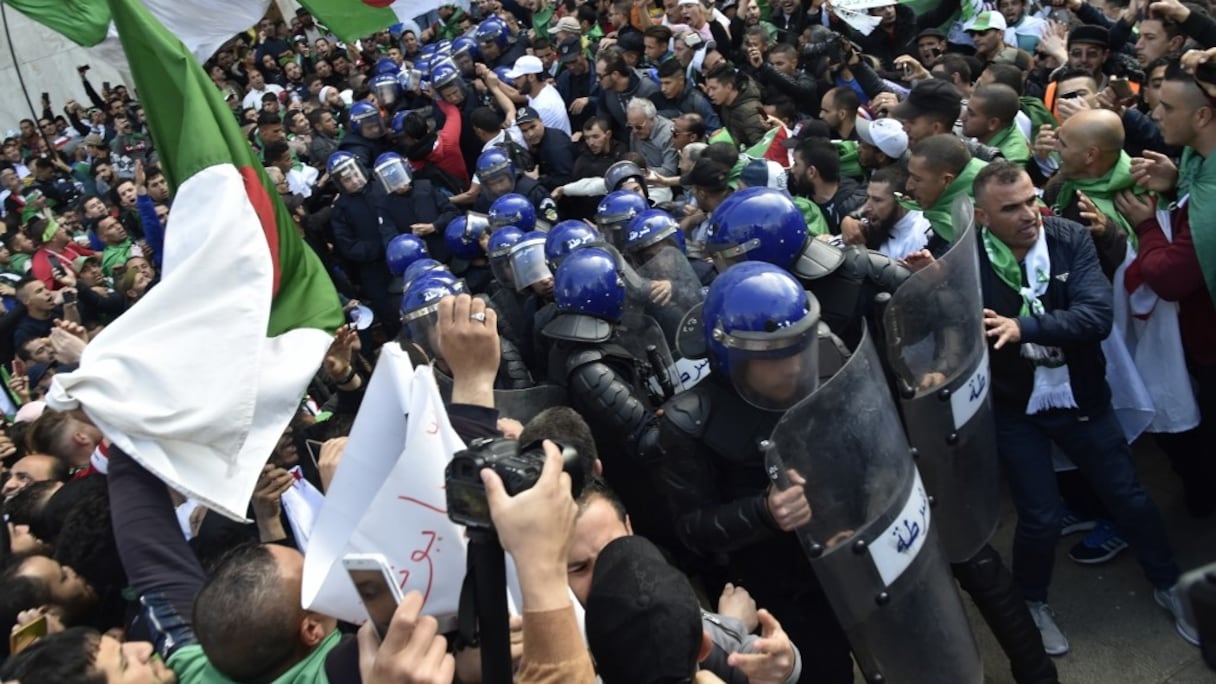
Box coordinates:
[26,0,344,520]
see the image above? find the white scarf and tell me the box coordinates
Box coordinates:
[1019,229,1078,414]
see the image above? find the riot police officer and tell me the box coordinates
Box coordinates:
[338,101,388,168]
[705,187,910,349]
[486,226,528,345]
[488,192,543,233]
[508,230,557,377]
[399,270,533,390]
[472,148,557,223]
[443,213,493,294]
[655,262,854,683]
[624,209,706,345]
[542,247,673,545]
[329,151,395,334]
[374,152,460,263]
[473,17,526,70]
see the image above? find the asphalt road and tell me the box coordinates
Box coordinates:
[967,439,1215,684]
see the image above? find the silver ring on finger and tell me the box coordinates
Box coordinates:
[469,312,487,323]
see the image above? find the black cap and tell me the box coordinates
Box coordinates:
[916,27,947,41]
[558,37,581,64]
[891,79,963,120]
[680,158,730,190]
[515,106,541,126]
[617,31,644,55]
[585,536,703,684]
[781,119,832,148]
[1068,25,1109,46]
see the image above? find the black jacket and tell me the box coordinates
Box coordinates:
[597,70,661,139]
[375,179,460,263]
[532,128,576,191]
[979,216,1114,413]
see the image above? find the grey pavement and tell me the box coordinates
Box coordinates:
[971,439,1215,684]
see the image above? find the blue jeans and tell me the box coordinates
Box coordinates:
[994,403,1179,603]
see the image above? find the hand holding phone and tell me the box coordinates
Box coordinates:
[10,614,48,655]
[343,553,404,640]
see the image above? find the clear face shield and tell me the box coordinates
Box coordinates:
[401,282,467,358]
[355,110,385,139]
[373,80,399,106]
[509,238,552,293]
[597,212,637,250]
[332,158,368,193]
[399,69,423,92]
[375,156,414,194]
[463,211,491,242]
[716,300,821,411]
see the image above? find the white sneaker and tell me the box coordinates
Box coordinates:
[1026,601,1070,656]
[1154,585,1200,647]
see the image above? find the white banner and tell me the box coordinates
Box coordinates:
[301,345,470,624]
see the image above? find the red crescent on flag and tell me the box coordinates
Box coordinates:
[362,0,397,7]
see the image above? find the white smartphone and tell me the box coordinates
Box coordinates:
[342,553,404,640]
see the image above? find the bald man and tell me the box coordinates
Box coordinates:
[961,84,1031,164]
[1045,108,1133,278]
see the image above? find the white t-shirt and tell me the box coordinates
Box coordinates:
[528,84,572,136]
[243,84,285,111]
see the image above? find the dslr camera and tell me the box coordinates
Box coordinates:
[445,438,585,530]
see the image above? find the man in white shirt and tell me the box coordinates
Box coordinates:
[242,68,285,112]
[504,55,572,136]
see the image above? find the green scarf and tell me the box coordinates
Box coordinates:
[1019,96,1057,142]
[986,124,1030,165]
[835,140,864,180]
[793,196,830,236]
[170,631,341,684]
[1054,151,1142,248]
[1178,146,1216,304]
[921,158,987,242]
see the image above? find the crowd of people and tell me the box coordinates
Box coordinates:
[0,0,1214,681]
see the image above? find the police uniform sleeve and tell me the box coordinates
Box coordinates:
[566,350,660,461]
[656,393,781,554]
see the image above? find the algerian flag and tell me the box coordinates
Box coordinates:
[296,0,468,42]
[32,0,344,520]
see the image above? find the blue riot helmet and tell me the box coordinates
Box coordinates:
[701,261,822,411]
[509,230,553,294]
[451,36,479,74]
[326,151,367,193]
[374,152,414,194]
[402,258,446,290]
[371,73,400,107]
[624,209,681,256]
[389,110,410,137]
[545,221,602,270]
[374,58,400,76]
[492,66,516,87]
[386,233,430,276]
[544,247,626,343]
[596,190,649,249]
[488,225,525,288]
[488,193,536,232]
[704,187,811,273]
[475,18,509,59]
[349,101,385,139]
[431,59,462,93]
[400,272,466,358]
[445,213,492,260]
[420,42,439,59]
[604,160,648,197]
[398,66,423,92]
[476,148,517,200]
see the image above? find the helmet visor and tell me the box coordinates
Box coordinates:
[375,157,413,194]
[510,239,552,292]
[373,81,398,106]
[356,112,385,139]
[724,323,822,408]
[333,158,368,193]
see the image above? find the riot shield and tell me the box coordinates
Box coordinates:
[767,329,982,684]
[880,198,998,563]
[434,371,567,424]
[636,244,706,347]
[615,312,686,400]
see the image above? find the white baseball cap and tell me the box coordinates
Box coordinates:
[505,55,544,79]
[856,117,908,159]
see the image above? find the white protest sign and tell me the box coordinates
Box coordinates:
[281,467,326,553]
[825,0,884,34]
[302,345,469,624]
